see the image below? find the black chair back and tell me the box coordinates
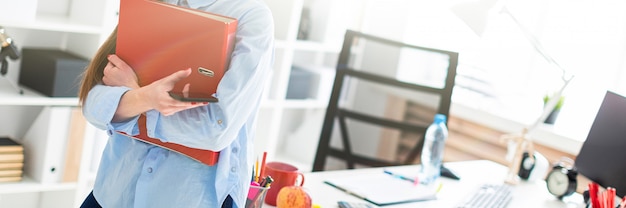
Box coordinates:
[312,30,458,171]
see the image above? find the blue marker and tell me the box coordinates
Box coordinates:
[383,170,416,183]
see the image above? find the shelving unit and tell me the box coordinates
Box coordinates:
[259,0,365,171]
[0,0,118,207]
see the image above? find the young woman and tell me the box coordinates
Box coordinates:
[77,0,274,207]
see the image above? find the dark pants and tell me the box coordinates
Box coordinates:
[81,191,233,208]
[222,195,234,208]
[80,191,102,208]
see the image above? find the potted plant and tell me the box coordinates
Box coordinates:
[543,94,565,124]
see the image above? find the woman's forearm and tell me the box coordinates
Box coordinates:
[112,88,152,122]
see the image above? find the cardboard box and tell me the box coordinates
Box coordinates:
[18,48,89,97]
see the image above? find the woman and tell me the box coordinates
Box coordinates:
[77,0,274,207]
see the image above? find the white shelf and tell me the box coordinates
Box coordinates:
[0,82,78,106]
[0,14,104,35]
[260,99,328,109]
[283,99,328,109]
[274,40,341,53]
[255,0,363,167]
[0,176,77,194]
[294,40,341,53]
[274,40,290,49]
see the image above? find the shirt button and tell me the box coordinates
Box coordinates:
[147,167,153,173]
[232,148,238,153]
[231,167,236,172]
[107,130,113,136]
[217,120,223,125]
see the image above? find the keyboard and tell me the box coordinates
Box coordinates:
[456,183,513,208]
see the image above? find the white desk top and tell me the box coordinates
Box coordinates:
[263,160,585,208]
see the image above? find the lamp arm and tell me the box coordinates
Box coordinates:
[500,7,571,82]
[499,7,576,134]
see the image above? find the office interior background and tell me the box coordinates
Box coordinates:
[0,0,625,206]
[268,0,626,169]
[344,0,626,159]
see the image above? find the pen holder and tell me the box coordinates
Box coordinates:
[245,185,270,208]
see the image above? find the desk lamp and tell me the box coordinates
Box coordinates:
[0,26,23,94]
[450,0,574,184]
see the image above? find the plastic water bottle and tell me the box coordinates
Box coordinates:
[420,114,448,185]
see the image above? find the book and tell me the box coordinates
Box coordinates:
[0,176,22,183]
[324,171,437,206]
[118,114,219,166]
[116,0,238,102]
[0,169,22,177]
[0,162,23,170]
[62,108,86,182]
[0,137,23,153]
[0,153,24,163]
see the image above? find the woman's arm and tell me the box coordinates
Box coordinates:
[103,55,207,122]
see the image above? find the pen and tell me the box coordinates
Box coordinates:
[260,175,274,187]
[436,182,443,193]
[383,170,416,183]
[259,152,268,179]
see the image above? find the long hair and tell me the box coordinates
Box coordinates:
[78,26,117,105]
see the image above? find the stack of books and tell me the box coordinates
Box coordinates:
[0,137,24,182]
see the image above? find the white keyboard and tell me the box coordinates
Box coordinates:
[456,183,513,208]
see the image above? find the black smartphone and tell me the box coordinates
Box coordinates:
[168,91,218,103]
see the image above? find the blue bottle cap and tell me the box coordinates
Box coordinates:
[434,114,447,124]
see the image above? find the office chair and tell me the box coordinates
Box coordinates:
[312,30,458,171]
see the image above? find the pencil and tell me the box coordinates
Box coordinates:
[255,157,259,182]
[259,152,268,178]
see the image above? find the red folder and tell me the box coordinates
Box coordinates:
[116,0,237,101]
[115,0,235,166]
[118,115,219,166]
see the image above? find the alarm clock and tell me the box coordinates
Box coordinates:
[545,157,577,200]
[518,151,535,180]
[518,151,549,181]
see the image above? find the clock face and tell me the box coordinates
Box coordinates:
[547,170,569,196]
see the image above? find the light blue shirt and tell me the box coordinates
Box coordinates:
[82,0,274,207]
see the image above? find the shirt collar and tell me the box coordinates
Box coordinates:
[186,0,217,9]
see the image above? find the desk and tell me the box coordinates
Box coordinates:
[264,160,585,208]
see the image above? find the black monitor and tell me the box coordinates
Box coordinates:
[575,90,626,197]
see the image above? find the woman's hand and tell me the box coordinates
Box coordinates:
[140,68,207,116]
[106,58,209,121]
[103,54,140,89]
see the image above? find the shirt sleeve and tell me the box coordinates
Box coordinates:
[148,5,275,151]
[82,84,140,136]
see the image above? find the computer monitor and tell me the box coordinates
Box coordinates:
[575,90,626,197]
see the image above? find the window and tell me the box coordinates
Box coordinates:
[359,0,626,144]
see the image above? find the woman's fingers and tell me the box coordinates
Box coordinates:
[103,54,140,89]
[144,68,206,115]
[159,68,192,87]
[107,54,132,70]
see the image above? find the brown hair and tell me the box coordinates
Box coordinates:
[78,26,117,105]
